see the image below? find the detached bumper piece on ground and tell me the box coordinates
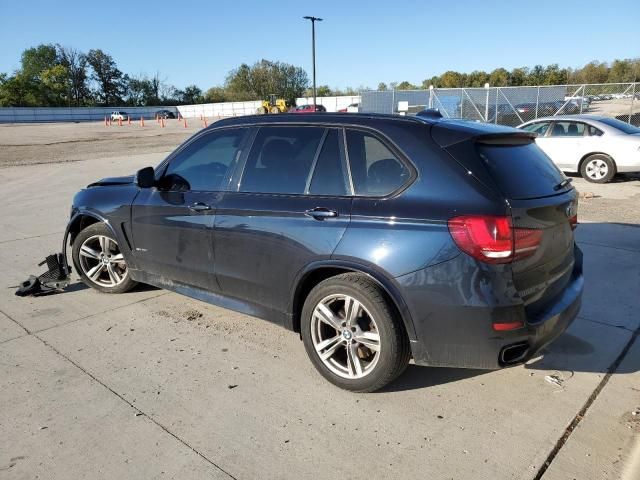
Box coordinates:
[15,253,71,297]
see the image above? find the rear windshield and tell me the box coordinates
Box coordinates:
[477,143,569,199]
[597,117,640,134]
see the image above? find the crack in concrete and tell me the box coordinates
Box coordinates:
[0,302,239,480]
[534,321,640,479]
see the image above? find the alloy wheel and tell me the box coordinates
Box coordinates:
[585,158,609,180]
[310,294,381,379]
[78,235,128,288]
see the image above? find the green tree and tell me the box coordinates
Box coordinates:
[180,85,203,104]
[224,59,308,104]
[377,82,388,91]
[508,67,529,86]
[86,49,125,105]
[396,81,418,90]
[439,71,464,88]
[316,85,332,97]
[0,73,34,106]
[56,45,89,106]
[542,64,568,85]
[19,44,67,105]
[465,70,489,87]
[488,68,509,86]
[608,59,635,82]
[204,86,227,103]
[41,64,70,105]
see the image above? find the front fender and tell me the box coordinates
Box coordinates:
[62,209,122,270]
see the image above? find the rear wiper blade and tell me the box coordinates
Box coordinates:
[554,177,573,191]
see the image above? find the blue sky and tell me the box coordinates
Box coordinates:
[1,0,637,90]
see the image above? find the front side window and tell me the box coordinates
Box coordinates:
[346,129,410,196]
[240,126,324,194]
[522,121,551,136]
[160,128,247,191]
[549,121,585,137]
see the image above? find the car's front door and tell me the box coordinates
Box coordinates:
[213,125,352,320]
[131,127,248,290]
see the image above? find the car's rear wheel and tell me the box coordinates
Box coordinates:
[580,154,616,183]
[72,223,137,294]
[301,273,410,392]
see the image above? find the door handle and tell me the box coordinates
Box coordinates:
[188,202,212,212]
[304,207,338,220]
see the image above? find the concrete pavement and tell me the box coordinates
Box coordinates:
[0,148,638,479]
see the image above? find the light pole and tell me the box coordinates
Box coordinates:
[303,16,322,109]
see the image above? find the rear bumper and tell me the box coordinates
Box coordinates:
[397,245,584,370]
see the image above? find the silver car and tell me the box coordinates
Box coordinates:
[518,115,640,183]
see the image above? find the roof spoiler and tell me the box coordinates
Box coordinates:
[415,108,443,119]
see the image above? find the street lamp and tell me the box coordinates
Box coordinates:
[303,16,322,109]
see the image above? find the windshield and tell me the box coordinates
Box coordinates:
[597,118,640,134]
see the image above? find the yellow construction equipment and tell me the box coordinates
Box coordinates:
[256,94,288,114]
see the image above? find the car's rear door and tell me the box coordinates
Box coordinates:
[131,127,249,290]
[212,125,352,320]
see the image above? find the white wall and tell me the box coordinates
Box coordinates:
[295,96,361,112]
[0,106,178,123]
[0,96,364,123]
[176,101,263,118]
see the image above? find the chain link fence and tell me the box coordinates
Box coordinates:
[360,83,640,126]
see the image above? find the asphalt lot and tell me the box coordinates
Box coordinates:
[1,121,639,479]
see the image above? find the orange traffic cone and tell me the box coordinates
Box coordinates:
[156,115,160,124]
[108,117,112,126]
[177,113,181,121]
[118,117,122,126]
[161,117,165,128]
[140,116,145,127]
[183,118,187,128]
[104,115,108,126]
[127,116,131,125]
[203,116,208,127]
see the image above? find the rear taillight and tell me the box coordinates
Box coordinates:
[569,213,578,230]
[448,215,542,264]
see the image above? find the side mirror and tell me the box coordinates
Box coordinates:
[136,166,155,188]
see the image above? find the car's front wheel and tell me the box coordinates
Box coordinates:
[72,222,137,293]
[301,273,410,392]
[580,154,616,183]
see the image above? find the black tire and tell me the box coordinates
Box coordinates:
[580,154,616,183]
[72,222,137,294]
[301,273,410,392]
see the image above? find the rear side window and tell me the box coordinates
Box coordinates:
[308,129,349,196]
[477,142,567,199]
[587,125,603,136]
[346,129,409,196]
[240,126,324,194]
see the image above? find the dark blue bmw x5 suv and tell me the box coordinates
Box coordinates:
[65,112,583,392]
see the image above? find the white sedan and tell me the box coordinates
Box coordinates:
[518,115,640,183]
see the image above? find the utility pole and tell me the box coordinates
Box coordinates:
[303,16,322,109]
